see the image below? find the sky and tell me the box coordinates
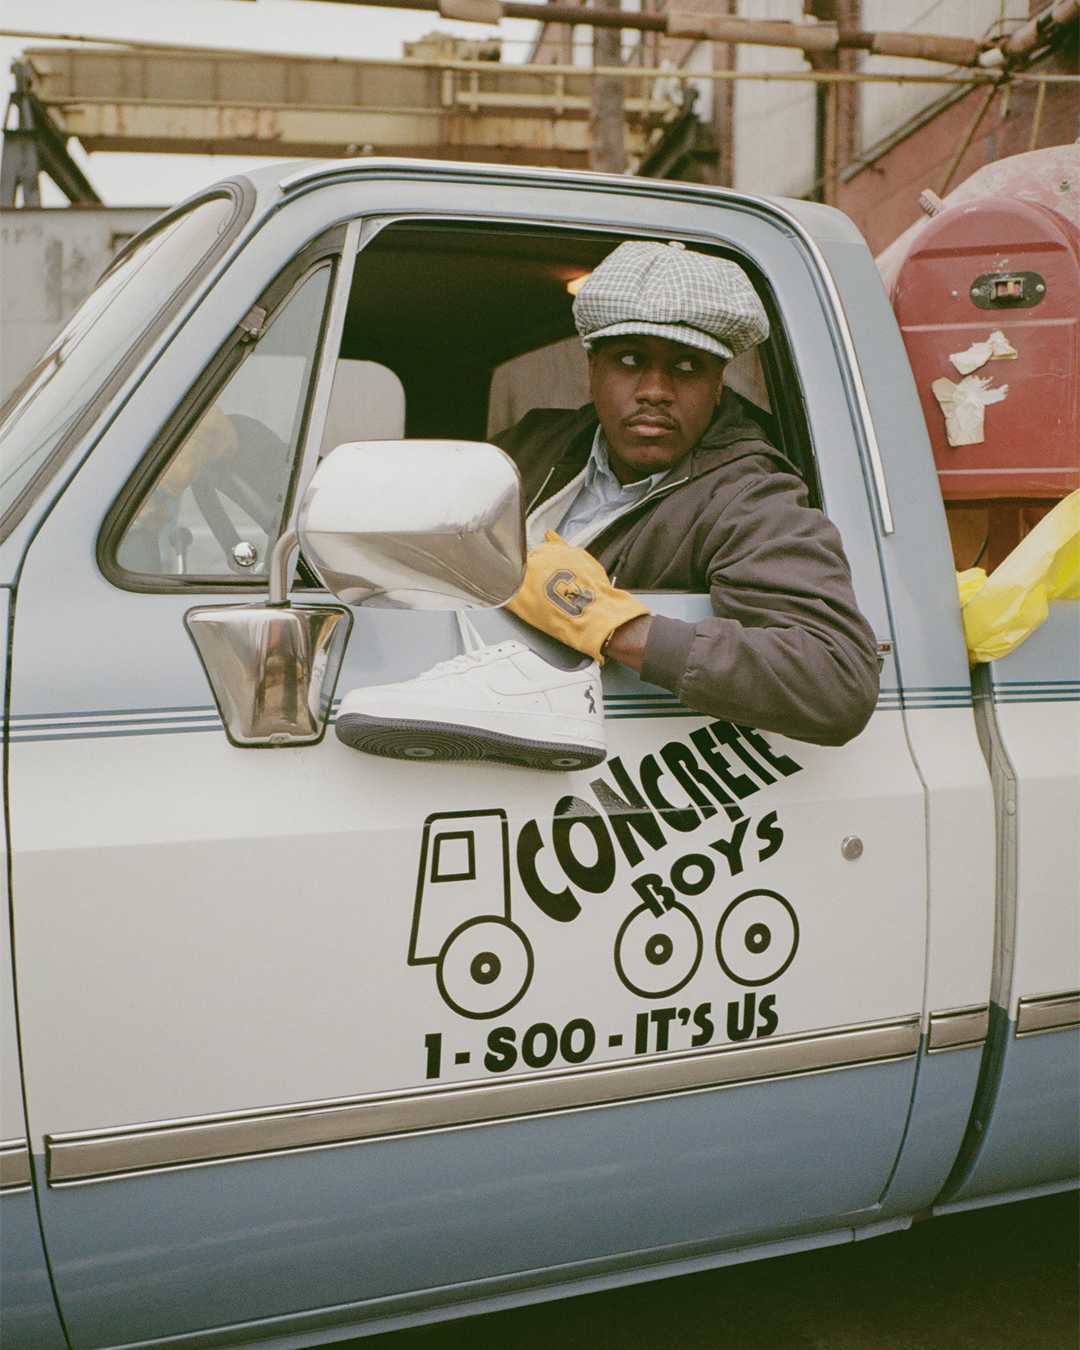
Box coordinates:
[1,0,544,206]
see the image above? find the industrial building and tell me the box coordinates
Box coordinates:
[1,0,1077,399]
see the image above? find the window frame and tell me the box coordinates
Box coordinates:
[98,226,347,594]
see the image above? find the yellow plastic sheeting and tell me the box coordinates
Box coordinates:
[957,567,988,606]
[958,491,1080,663]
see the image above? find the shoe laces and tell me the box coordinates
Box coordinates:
[419,612,522,679]
[421,646,513,678]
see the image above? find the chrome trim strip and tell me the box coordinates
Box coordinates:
[927,1004,990,1052]
[1016,991,1080,1037]
[274,160,894,534]
[0,1140,32,1191]
[46,1016,919,1186]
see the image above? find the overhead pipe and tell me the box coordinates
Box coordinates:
[4,0,1075,78]
[1000,0,1080,57]
[663,14,984,66]
[327,0,667,31]
[314,0,1056,67]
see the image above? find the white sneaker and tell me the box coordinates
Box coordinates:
[336,619,606,771]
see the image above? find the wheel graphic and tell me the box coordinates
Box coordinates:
[715,889,799,987]
[614,901,703,999]
[436,917,534,1019]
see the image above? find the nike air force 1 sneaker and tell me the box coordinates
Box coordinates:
[335,640,606,770]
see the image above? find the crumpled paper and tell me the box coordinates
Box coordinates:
[932,374,1009,447]
[950,329,1017,376]
[958,490,1080,663]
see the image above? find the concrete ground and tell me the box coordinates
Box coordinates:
[361,1192,1079,1349]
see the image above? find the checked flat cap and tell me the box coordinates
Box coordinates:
[573,240,769,361]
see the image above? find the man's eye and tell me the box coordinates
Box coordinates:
[617,352,642,368]
[675,359,699,374]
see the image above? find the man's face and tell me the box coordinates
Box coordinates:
[588,334,726,484]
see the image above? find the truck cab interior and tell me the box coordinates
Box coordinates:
[324,220,817,497]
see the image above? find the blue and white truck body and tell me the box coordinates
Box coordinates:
[1,159,1076,1349]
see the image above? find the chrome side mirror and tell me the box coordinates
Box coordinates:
[184,439,524,748]
[185,531,352,748]
[298,440,525,608]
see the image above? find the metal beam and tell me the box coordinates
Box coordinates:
[20,46,673,164]
[54,103,659,164]
[1,60,101,206]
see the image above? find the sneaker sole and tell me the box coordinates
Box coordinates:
[335,713,606,771]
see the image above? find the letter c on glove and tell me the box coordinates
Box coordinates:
[544,569,595,617]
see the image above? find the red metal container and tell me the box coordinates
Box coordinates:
[891,195,1080,505]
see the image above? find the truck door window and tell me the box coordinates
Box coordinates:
[114,264,332,580]
[331,221,807,523]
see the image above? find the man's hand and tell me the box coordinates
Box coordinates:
[507,532,651,664]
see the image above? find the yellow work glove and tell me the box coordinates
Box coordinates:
[506,531,650,664]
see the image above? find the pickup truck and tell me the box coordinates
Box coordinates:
[2,156,1077,1350]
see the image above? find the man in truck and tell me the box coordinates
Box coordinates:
[336,241,880,762]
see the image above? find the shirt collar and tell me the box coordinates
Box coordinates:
[588,426,668,495]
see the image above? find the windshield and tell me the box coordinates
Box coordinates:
[0,193,239,535]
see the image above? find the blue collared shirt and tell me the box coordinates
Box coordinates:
[556,427,668,546]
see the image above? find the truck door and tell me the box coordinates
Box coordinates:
[8,171,929,1347]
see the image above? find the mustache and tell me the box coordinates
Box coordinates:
[625,412,678,429]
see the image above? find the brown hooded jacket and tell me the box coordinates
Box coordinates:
[494,392,880,747]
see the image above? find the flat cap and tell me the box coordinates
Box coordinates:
[573,240,769,361]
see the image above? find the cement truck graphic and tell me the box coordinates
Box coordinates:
[409,810,798,1018]
[408,811,535,1020]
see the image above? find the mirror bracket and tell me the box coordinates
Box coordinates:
[185,526,352,748]
[268,526,299,607]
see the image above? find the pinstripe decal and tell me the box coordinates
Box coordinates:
[986,679,1080,705]
[9,707,222,743]
[7,682,1073,742]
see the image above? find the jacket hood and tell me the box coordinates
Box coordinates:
[665,389,797,486]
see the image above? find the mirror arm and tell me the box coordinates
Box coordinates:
[268,527,299,607]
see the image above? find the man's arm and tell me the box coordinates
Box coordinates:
[628,470,880,747]
[504,469,879,748]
